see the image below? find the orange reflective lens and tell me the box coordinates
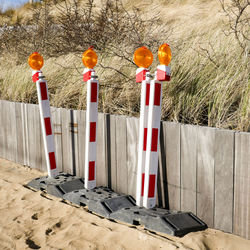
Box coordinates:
[133,46,153,68]
[158,44,171,66]
[28,52,44,70]
[82,47,98,69]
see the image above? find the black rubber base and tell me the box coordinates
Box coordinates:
[27,173,207,237]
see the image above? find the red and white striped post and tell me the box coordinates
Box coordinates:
[135,68,151,206]
[29,52,58,178]
[133,47,154,206]
[82,48,99,190]
[142,44,171,208]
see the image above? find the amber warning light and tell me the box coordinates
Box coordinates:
[133,46,153,69]
[158,43,171,66]
[28,52,44,70]
[82,47,98,69]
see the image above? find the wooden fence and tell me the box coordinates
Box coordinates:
[0,100,249,239]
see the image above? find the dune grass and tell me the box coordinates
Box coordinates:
[0,0,249,132]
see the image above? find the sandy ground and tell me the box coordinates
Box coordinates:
[0,158,249,250]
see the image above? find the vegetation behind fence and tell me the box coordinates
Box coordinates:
[0,100,249,239]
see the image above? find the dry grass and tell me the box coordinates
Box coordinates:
[0,0,249,131]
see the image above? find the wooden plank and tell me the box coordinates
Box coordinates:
[163,121,181,211]
[180,124,198,214]
[23,103,30,167]
[7,102,17,162]
[26,104,42,170]
[0,100,5,158]
[197,126,215,227]
[1,100,8,159]
[61,108,73,174]
[51,107,63,173]
[71,109,79,176]
[233,132,250,239]
[109,114,117,191]
[77,110,86,178]
[115,115,127,194]
[214,129,234,233]
[96,113,107,186]
[15,102,25,165]
[126,117,139,198]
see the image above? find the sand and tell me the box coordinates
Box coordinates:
[0,158,249,250]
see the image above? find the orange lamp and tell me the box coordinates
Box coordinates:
[28,52,44,70]
[158,43,171,66]
[82,47,98,69]
[133,46,153,68]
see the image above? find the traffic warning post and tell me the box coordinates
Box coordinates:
[142,44,172,208]
[82,47,99,190]
[133,47,154,206]
[28,52,59,178]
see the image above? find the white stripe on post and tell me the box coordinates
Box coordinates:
[33,70,58,178]
[84,69,99,189]
[143,76,162,208]
[136,68,151,206]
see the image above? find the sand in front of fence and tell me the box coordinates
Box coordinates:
[0,158,249,250]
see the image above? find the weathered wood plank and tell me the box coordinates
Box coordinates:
[163,121,181,211]
[5,102,17,162]
[70,109,79,176]
[115,115,127,194]
[61,108,73,174]
[77,110,86,178]
[15,102,25,165]
[51,107,63,173]
[23,103,30,167]
[126,117,139,198]
[0,100,5,158]
[197,126,215,227]
[27,104,43,170]
[109,114,117,191]
[233,132,250,239]
[214,129,234,233]
[180,124,198,214]
[96,113,107,186]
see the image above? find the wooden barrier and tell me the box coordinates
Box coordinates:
[0,100,249,239]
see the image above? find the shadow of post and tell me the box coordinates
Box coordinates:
[158,121,169,209]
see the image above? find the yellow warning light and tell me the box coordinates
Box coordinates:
[82,47,98,69]
[158,43,171,66]
[28,52,44,70]
[133,46,153,68]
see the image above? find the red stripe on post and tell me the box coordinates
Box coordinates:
[91,82,97,102]
[143,128,148,151]
[151,128,158,152]
[148,174,156,198]
[154,83,161,106]
[40,82,48,100]
[89,161,95,181]
[49,152,56,170]
[145,83,150,106]
[141,173,145,196]
[44,117,52,135]
[89,122,96,142]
